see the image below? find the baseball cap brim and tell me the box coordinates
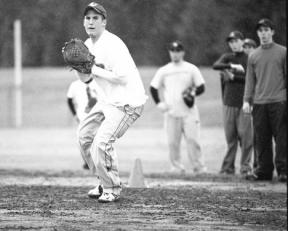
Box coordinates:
[168,41,184,51]
[226,31,244,42]
[226,37,237,42]
[256,19,274,30]
[84,4,107,18]
[243,39,257,48]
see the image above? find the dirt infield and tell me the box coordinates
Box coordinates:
[0,170,286,231]
[0,128,286,230]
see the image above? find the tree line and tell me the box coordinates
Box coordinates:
[0,0,286,67]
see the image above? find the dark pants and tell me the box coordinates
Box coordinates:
[253,102,287,177]
[252,134,258,169]
[220,105,253,174]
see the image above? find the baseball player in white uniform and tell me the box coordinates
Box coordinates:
[75,2,147,203]
[67,78,98,123]
[67,78,98,169]
[150,41,207,174]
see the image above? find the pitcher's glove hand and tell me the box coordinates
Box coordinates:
[182,87,195,108]
[62,38,95,74]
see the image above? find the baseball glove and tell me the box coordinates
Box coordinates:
[182,87,195,108]
[62,38,95,74]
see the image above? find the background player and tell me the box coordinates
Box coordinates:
[242,38,258,169]
[67,77,98,169]
[150,41,207,174]
[213,31,253,176]
[75,2,147,202]
[243,38,257,56]
[243,19,287,182]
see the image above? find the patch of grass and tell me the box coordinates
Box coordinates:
[0,67,223,128]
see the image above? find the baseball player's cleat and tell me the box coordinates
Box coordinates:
[169,167,185,175]
[193,166,207,174]
[219,170,235,175]
[88,185,103,199]
[245,173,272,181]
[98,192,120,203]
[278,173,287,182]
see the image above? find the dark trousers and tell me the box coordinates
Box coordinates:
[253,102,287,177]
[221,105,253,174]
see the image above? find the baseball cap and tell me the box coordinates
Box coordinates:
[256,18,274,30]
[243,38,257,48]
[226,31,244,42]
[168,41,184,51]
[84,2,107,19]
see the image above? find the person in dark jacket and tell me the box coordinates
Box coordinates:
[213,31,253,176]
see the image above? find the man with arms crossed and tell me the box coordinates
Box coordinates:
[243,19,287,182]
[213,31,253,177]
[75,2,147,202]
[150,41,206,174]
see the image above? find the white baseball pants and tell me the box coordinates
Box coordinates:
[164,107,206,172]
[77,103,143,195]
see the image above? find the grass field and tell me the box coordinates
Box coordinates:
[0,67,223,128]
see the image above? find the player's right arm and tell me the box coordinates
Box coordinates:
[67,98,80,123]
[213,54,245,73]
[89,37,133,85]
[150,68,169,112]
[67,98,77,115]
[67,83,80,123]
[213,54,231,70]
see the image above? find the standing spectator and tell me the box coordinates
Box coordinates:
[243,38,257,56]
[150,40,207,174]
[243,38,258,170]
[67,78,98,170]
[213,31,253,176]
[243,19,287,182]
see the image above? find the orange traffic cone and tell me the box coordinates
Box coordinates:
[128,158,146,188]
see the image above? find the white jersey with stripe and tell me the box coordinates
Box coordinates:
[84,30,147,107]
[67,79,98,121]
[151,61,205,117]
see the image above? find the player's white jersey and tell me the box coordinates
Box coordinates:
[85,30,147,107]
[151,61,205,117]
[67,79,98,121]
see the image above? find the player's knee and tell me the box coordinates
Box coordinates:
[168,141,180,149]
[187,139,201,150]
[78,133,93,149]
[94,134,115,151]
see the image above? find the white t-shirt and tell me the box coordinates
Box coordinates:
[151,61,205,117]
[67,79,98,121]
[84,30,147,107]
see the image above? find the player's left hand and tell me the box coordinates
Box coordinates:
[243,102,252,113]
